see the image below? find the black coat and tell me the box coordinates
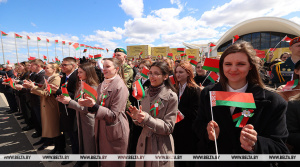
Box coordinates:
[56,70,78,132]
[173,86,201,154]
[194,72,214,87]
[0,70,15,93]
[286,100,300,153]
[28,70,46,106]
[193,83,289,167]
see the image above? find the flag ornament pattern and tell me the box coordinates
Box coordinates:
[141,67,149,79]
[202,58,219,72]
[150,100,162,117]
[175,110,184,123]
[99,94,108,106]
[190,60,198,67]
[132,79,145,101]
[232,108,254,128]
[1,31,8,36]
[82,81,98,101]
[282,79,298,91]
[210,91,256,109]
[208,72,219,83]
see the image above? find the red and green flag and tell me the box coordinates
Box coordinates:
[75,91,83,100]
[210,43,216,47]
[43,55,47,61]
[1,31,8,36]
[62,41,66,45]
[9,79,16,89]
[208,71,219,83]
[188,55,195,59]
[282,35,292,42]
[269,48,276,53]
[28,56,36,61]
[46,39,49,43]
[167,53,173,59]
[94,54,102,60]
[83,49,87,53]
[27,35,31,40]
[132,79,145,101]
[61,81,69,96]
[73,43,80,50]
[202,58,219,72]
[190,59,198,67]
[55,40,58,44]
[210,91,256,109]
[150,100,162,117]
[180,53,186,57]
[175,110,184,123]
[282,79,299,91]
[44,78,52,94]
[141,67,149,79]
[55,57,60,63]
[106,48,109,53]
[82,81,98,101]
[37,37,41,41]
[6,60,10,64]
[15,33,22,38]
[232,35,239,43]
[177,48,185,53]
[80,44,85,47]
[139,51,143,56]
[99,94,108,106]
[169,75,175,85]
[69,42,72,45]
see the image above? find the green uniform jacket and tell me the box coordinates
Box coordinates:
[123,63,134,89]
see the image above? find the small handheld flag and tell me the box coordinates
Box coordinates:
[82,81,98,101]
[202,58,219,72]
[141,67,149,79]
[132,79,145,101]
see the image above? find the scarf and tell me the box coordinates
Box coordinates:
[149,83,165,97]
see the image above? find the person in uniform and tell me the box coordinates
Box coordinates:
[271,36,300,88]
[114,48,134,89]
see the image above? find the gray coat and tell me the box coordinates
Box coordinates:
[135,86,178,167]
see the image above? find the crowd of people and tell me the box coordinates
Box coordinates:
[0,37,300,167]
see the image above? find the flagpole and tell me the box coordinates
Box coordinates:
[1,32,5,64]
[89,47,90,56]
[62,43,64,58]
[209,91,219,158]
[69,43,70,57]
[55,42,57,59]
[37,38,40,59]
[201,71,212,85]
[27,36,30,59]
[14,33,19,63]
[46,40,48,59]
[75,48,76,57]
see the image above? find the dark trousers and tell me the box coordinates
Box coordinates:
[31,103,42,135]
[55,130,79,154]
[4,90,18,112]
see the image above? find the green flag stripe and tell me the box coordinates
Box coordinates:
[216,100,256,109]
[141,73,148,79]
[202,66,219,72]
[84,89,97,101]
[208,76,215,83]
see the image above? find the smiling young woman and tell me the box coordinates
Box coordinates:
[193,41,289,167]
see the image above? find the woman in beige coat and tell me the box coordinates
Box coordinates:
[128,61,178,167]
[59,58,129,167]
[57,62,99,167]
[27,63,61,149]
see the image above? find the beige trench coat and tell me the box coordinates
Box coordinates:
[31,73,61,138]
[68,85,97,154]
[135,86,178,167]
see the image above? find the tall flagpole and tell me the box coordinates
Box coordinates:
[1,33,5,64]
[62,42,64,58]
[14,33,19,63]
[74,48,76,57]
[37,38,40,59]
[55,42,57,58]
[79,46,81,58]
[27,36,30,58]
[69,43,70,57]
[46,39,49,59]
[89,47,90,56]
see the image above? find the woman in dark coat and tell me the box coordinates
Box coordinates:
[193,41,289,167]
[173,60,201,167]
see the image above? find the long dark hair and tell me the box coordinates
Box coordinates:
[150,61,176,92]
[219,41,265,90]
[76,62,99,91]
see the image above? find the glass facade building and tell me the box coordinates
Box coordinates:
[217,32,297,52]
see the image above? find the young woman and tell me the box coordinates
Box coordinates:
[25,63,61,151]
[63,58,129,167]
[277,60,300,101]
[193,41,289,167]
[193,62,214,87]
[127,61,178,167]
[173,61,201,167]
[56,62,99,167]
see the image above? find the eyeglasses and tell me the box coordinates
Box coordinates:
[148,72,162,77]
[60,64,72,67]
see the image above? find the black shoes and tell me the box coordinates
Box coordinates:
[15,113,23,116]
[20,121,26,124]
[7,110,16,114]
[33,139,44,146]
[61,161,72,165]
[32,132,41,138]
[48,148,57,154]
[37,144,48,151]
[22,126,34,131]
